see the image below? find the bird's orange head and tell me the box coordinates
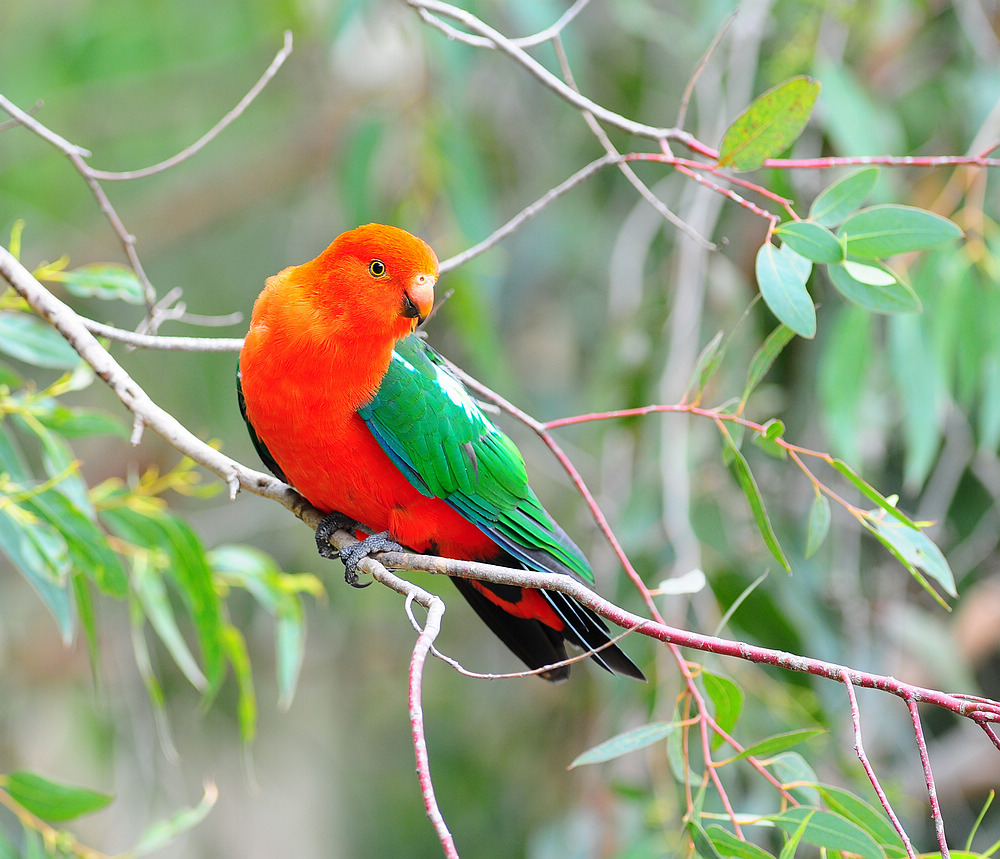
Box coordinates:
[294,223,438,342]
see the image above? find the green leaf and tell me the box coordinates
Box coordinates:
[804,492,831,559]
[827,261,922,314]
[777,808,815,859]
[133,782,218,856]
[741,323,796,406]
[830,458,915,528]
[703,671,743,750]
[686,330,726,402]
[775,220,843,263]
[816,784,908,856]
[718,76,821,171]
[569,721,680,768]
[687,819,722,859]
[0,313,80,369]
[732,728,824,761]
[34,404,128,440]
[839,204,962,258]
[706,825,775,859]
[865,511,957,597]
[752,419,787,460]
[49,262,146,304]
[767,752,821,805]
[3,771,112,822]
[222,625,257,745]
[768,807,883,859]
[809,167,880,226]
[720,430,791,572]
[755,243,815,338]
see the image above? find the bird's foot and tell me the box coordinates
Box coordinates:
[314,512,363,561]
[339,532,403,589]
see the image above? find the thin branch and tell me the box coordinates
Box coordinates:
[907,698,951,858]
[88,32,293,181]
[841,670,915,859]
[83,318,244,352]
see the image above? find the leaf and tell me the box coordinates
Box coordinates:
[830,458,915,528]
[222,625,257,745]
[752,419,787,460]
[706,826,776,859]
[775,220,843,263]
[777,808,815,859]
[687,819,722,859]
[718,76,821,171]
[767,752,821,805]
[741,324,796,406]
[133,782,218,856]
[34,404,128,440]
[703,671,744,750]
[827,261,921,314]
[0,313,80,369]
[731,728,824,761]
[839,204,962,258]
[686,330,726,402]
[768,807,884,859]
[569,721,680,768]
[720,430,791,572]
[804,492,831,559]
[3,771,112,822]
[816,784,908,856]
[809,167,880,226]
[755,243,815,338]
[865,511,957,597]
[49,263,146,304]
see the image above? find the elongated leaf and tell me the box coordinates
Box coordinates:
[706,825,775,859]
[0,314,80,369]
[718,76,821,171]
[720,431,791,572]
[778,808,815,859]
[767,752,820,805]
[775,220,843,263]
[755,243,815,338]
[840,204,962,257]
[768,807,883,859]
[3,771,112,822]
[752,419,787,460]
[809,167,880,226]
[827,261,921,314]
[703,671,744,750]
[50,263,146,304]
[686,330,726,402]
[222,625,257,745]
[732,728,824,761]
[866,511,956,597]
[133,783,218,856]
[804,492,831,558]
[569,721,680,768]
[816,784,908,856]
[830,459,915,527]
[741,324,796,406]
[688,819,722,859]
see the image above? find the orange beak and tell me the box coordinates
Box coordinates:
[402,272,436,324]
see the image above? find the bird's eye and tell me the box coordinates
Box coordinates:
[368,259,387,278]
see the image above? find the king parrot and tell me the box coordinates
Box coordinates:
[237,223,644,682]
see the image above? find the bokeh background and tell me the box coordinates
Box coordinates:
[2,0,1000,856]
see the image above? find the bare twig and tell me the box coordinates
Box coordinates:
[907,698,951,858]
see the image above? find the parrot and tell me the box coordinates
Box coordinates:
[237,223,644,682]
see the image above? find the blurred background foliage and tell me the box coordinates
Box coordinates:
[1,0,999,856]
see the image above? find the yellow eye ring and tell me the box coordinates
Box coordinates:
[368,259,387,277]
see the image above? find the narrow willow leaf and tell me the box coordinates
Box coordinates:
[3,771,112,822]
[741,323,796,406]
[816,784,908,855]
[804,492,831,558]
[222,625,257,746]
[809,167,880,226]
[703,671,744,750]
[706,825,776,859]
[720,431,791,572]
[686,330,726,401]
[755,243,816,338]
[767,752,821,805]
[768,807,883,859]
[718,76,821,171]
[0,314,80,369]
[839,204,962,257]
[133,783,218,856]
[830,459,915,527]
[49,263,146,304]
[827,261,921,314]
[778,808,816,859]
[732,728,824,761]
[866,511,957,597]
[775,220,843,263]
[569,721,680,768]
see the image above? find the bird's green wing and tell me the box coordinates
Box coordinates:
[358,335,595,585]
